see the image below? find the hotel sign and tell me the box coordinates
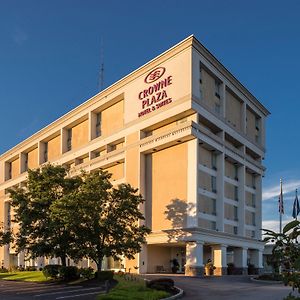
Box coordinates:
[138,67,173,117]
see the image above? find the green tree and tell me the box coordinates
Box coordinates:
[51,169,151,273]
[263,220,300,299]
[0,222,12,247]
[9,164,81,266]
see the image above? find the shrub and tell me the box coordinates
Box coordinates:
[59,266,80,281]
[43,264,61,279]
[258,273,282,281]
[95,270,114,281]
[0,267,8,273]
[25,266,37,271]
[79,267,94,280]
[146,278,174,291]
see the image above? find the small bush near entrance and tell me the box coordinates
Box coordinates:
[257,273,283,281]
[43,265,61,279]
[25,266,37,271]
[79,267,94,280]
[59,266,80,281]
[146,278,175,291]
[95,270,114,281]
[0,267,8,273]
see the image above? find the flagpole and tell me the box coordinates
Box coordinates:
[279,179,282,234]
[296,189,298,221]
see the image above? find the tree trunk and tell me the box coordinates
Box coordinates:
[61,255,67,267]
[97,259,102,273]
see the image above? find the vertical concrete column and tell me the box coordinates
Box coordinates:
[138,153,147,274]
[233,247,248,275]
[36,257,45,269]
[250,249,263,273]
[261,116,266,149]
[17,251,25,267]
[255,175,262,240]
[3,244,10,268]
[185,241,204,276]
[89,111,96,141]
[216,152,224,232]
[61,128,68,154]
[238,165,245,236]
[125,132,142,274]
[187,139,198,228]
[19,153,25,173]
[212,244,227,275]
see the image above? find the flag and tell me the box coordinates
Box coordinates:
[292,189,300,219]
[278,180,284,214]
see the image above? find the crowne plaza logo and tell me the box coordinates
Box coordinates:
[144,67,166,84]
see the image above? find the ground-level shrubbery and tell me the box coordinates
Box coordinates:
[97,275,170,300]
[43,265,98,281]
[257,273,283,281]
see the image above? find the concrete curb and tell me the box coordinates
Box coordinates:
[250,277,283,284]
[162,286,184,299]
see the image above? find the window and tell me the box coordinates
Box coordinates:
[251,212,256,226]
[93,151,100,158]
[96,112,102,137]
[215,103,221,114]
[215,80,221,98]
[213,199,217,215]
[8,163,12,180]
[252,194,256,207]
[211,152,217,170]
[211,176,217,193]
[233,226,238,235]
[234,186,238,201]
[24,153,28,172]
[67,128,72,151]
[255,116,260,131]
[234,206,238,221]
[234,164,238,181]
[44,142,48,162]
[252,174,256,189]
[7,203,11,227]
[199,63,202,84]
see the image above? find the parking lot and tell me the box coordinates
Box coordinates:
[0,280,105,300]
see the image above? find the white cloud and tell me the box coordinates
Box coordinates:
[263,179,300,201]
[262,219,290,232]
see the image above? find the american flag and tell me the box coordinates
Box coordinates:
[278,180,284,214]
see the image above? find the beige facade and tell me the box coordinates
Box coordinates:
[0,35,269,275]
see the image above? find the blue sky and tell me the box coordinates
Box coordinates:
[1,0,299,231]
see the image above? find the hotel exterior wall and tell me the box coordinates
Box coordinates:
[0,35,269,272]
[148,142,188,231]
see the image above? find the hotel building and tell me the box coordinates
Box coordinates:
[0,35,269,276]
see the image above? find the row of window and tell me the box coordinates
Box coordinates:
[198,62,262,145]
[198,219,256,238]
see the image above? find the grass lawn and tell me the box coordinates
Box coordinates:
[97,275,169,300]
[0,271,49,282]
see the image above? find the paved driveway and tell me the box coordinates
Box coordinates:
[146,274,295,300]
[0,280,105,300]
